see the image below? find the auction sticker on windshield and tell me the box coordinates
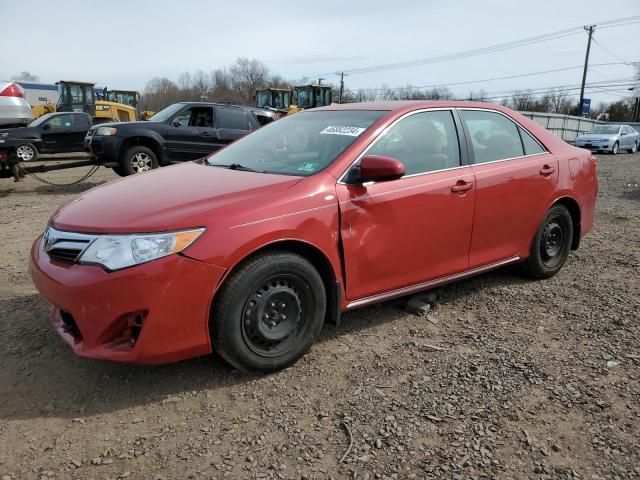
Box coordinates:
[320,126,366,136]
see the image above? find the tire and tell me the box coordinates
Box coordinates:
[15,143,38,162]
[629,142,638,154]
[119,145,158,175]
[611,141,619,155]
[212,251,326,373]
[111,166,126,177]
[523,204,573,279]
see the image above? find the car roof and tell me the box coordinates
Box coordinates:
[177,101,248,108]
[314,100,514,113]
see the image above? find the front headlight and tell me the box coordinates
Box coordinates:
[79,228,204,270]
[96,126,118,136]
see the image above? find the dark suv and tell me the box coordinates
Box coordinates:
[85,102,277,176]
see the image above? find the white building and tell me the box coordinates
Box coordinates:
[16,82,58,107]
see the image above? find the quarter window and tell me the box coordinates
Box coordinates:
[518,127,545,155]
[367,110,461,176]
[460,110,525,163]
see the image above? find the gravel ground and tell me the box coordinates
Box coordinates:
[0,154,639,480]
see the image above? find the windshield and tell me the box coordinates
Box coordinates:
[106,91,138,107]
[148,103,186,122]
[591,125,620,135]
[297,88,312,108]
[206,110,385,176]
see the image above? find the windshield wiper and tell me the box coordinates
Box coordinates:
[210,163,260,172]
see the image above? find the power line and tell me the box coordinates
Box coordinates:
[592,36,633,65]
[353,63,630,92]
[311,15,640,78]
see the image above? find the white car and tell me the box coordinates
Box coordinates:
[0,82,34,127]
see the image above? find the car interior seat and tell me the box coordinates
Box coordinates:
[483,133,522,161]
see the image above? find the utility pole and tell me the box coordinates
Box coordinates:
[579,25,595,116]
[337,72,347,103]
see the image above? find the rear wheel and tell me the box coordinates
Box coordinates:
[119,145,158,175]
[629,142,637,154]
[15,143,38,162]
[212,251,326,372]
[523,204,573,279]
[611,141,619,155]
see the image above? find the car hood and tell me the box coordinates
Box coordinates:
[50,162,303,233]
[577,133,616,141]
[0,126,39,139]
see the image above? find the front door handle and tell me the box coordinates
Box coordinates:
[540,165,555,176]
[199,131,211,137]
[451,180,474,193]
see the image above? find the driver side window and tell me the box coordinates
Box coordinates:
[173,107,213,128]
[45,115,72,130]
[367,110,461,176]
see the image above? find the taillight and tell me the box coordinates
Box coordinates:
[0,83,24,98]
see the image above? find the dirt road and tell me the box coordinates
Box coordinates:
[1,154,639,480]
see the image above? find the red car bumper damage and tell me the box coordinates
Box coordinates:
[30,237,226,364]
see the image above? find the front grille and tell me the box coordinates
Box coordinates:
[43,227,96,264]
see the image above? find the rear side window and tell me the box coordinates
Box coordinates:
[367,110,461,176]
[460,110,524,163]
[218,107,250,130]
[518,127,545,155]
[73,114,90,130]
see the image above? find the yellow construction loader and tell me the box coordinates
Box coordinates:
[31,81,139,123]
[257,85,333,116]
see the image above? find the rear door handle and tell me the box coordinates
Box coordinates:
[451,181,474,193]
[540,165,555,175]
[199,131,211,137]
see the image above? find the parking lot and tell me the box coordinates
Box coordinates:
[0,153,638,479]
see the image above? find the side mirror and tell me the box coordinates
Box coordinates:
[620,132,626,136]
[171,118,181,127]
[42,124,51,131]
[357,155,405,183]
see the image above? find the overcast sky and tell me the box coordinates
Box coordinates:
[1,0,638,104]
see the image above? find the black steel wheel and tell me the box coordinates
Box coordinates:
[212,251,326,372]
[523,204,573,279]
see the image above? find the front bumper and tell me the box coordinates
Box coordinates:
[30,236,226,364]
[84,134,123,166]
[575,140,612,152]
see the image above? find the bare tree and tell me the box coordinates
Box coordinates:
[12,71,40,82]
[229,58,269,105]
[210,68,235,102]
[141,77,180,111]
[547,89,572,114]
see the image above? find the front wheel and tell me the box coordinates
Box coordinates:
[611,141,619,155]
[523,204,573,279]
[15,143,38,162]
[119,145,158,175]
[211,251,326,372]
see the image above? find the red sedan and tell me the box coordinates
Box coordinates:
[30,101,598,371]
